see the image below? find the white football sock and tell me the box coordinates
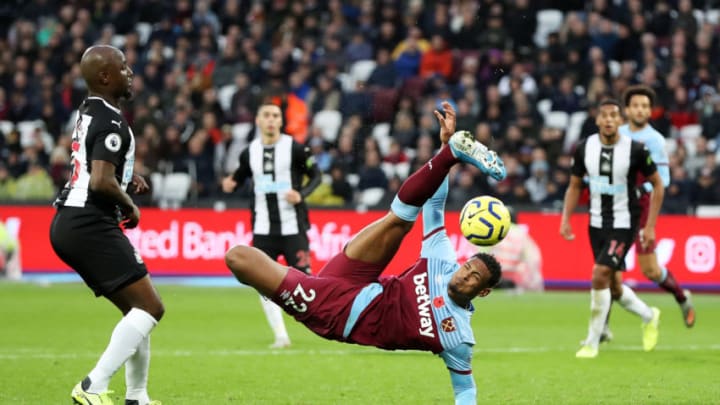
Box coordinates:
[87,308,157,393]
[125,336,151,404]
[584,288,611,348]
[259,295,289,342]
[618,284,653,322]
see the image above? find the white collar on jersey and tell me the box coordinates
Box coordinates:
[87,96,122,115]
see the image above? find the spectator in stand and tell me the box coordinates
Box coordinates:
[668,85,699,130]
[306,74,341,116]
[419,34,453,80]
[393,29,426,80]
[664,165,693,214]
[692,167,720,206]
[551,75,584,114]
[366,47,398,89]
[357,148,388,192]
[524,160,551,205]
[391,110,418,149]
[333,129,360,175]
[345,31,374,65]
[507,0,537,52]
[0,163,16,200]
[498,63,537,98]
[448,167,484,208]
[1,0,719,207]
[14,160,54,200]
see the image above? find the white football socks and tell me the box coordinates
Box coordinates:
[259,295,289,344]
[125,336,151,404]
[87,308,157,393]
[585,288,611,348]
[618,284,653,323]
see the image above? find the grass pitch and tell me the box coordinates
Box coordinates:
[1,282,718,404]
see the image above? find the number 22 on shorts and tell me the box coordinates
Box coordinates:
[283,283,316,313]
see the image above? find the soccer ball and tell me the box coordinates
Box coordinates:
[459,196,511,246]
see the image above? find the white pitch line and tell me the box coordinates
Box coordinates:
[0,344,719,360]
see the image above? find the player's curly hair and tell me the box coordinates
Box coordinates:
[472,252,502,288]
[622,85,656,108]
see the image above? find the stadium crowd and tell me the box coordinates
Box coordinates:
[1,0,720,211]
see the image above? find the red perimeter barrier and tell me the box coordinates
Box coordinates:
[2,206,719,290]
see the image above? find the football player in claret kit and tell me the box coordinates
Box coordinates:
[225,101,506,404]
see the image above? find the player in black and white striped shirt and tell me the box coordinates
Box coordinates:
[50,45,163,405]
[222,102,320,348]
[560,99,664,359]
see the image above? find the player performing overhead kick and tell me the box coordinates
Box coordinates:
[225,101,506,404]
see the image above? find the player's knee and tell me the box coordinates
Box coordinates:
[225,245,251,274]
[591,265,612,287]
[150,302,165,321]
[639,263,661,281]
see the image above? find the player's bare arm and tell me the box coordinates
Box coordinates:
[222,175,237,193]
[285,189,302,204]
[641,171,664,249]
[560,175,583,240]
[90,159,140,228]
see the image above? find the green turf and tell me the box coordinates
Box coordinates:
[1,282,718,404]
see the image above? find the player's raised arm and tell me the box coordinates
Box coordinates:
[440,344,476,405]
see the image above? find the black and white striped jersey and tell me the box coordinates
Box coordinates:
[54,97,135,212]
[571,134,657,229]
[233,134,321,236]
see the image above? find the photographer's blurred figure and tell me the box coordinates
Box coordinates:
[479,207,543,292]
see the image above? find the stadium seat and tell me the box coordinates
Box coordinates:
[563,111,588,152]
[706,9,720,24]
[696,205,720,218]
[372,123,392,156]
[381,162,395,179]
[680,124,703,139]
[664,137,678,155]
[371,88,398,123]
[0,120,13,136]
[679,124,703,157]
[346,173,360,188]
[232,122,253,141]
[337,72,354,92]
[693,9,705,26]
[111,34,126,48]
[17,120,49,149]
[544,111,569,130]
[395,161,410,179]
[312,110,343,142]
[401,76,426,102]
[150,172,164,202]
[159,172,192,209]
[349,60,377,85]
[608,60,621,78]
[372,122,391,139]
[357,187,386,207]
[534,9,564,47]
[135,22,152,46]
[536,99,552,121]
[218,84,238,113]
